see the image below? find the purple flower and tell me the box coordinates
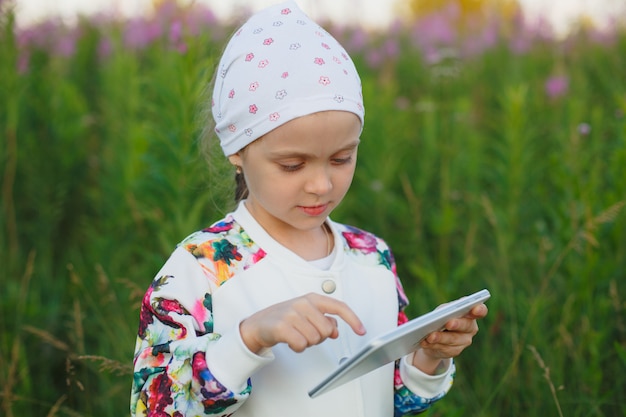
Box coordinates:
[169,20,182,43]
[124,18,162,50]
[98,37,113,60]
[589,26,617,47]
[544,75,569,99]
[168,20,187,53]
[54,31,77,57]
[388,19,403,36]
[183,6,218,37]
[577,123,591,136]
[461,19,499,58]
[510,34,532,55]
[154,0,179,26]
[365,48,383,69]
[17,20,58,50]
[383,39,399,59]
[346,27,368,53]
[411,8,458,51]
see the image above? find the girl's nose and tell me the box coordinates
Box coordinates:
[304,167,332,195]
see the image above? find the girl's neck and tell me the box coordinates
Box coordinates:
[278,223,333,261]
[264,224,334,261]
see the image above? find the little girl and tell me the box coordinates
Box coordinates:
[130,2,487,416]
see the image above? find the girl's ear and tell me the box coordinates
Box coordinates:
[228,153,242,167]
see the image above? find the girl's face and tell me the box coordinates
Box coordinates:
[229,110,361,241]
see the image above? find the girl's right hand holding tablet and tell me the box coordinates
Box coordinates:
[239,293,367,354]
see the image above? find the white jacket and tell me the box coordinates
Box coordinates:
[131,202,454,417]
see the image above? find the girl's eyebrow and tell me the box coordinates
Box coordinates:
[268,140,360,158]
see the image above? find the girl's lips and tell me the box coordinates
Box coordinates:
[299,204,329,216]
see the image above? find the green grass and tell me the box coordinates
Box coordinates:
[1,2,625,416]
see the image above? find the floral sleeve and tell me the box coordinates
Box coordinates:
[131,218,269,417]
[392,308,452,416]
[374,233,453,415]
[130,271,250,417]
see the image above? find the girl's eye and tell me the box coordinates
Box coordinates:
[332,156,353,165]
[280,163,303,172]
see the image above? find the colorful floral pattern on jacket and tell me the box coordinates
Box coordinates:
[131,217,448,416]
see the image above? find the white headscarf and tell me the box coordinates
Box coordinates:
[212,1,365,156]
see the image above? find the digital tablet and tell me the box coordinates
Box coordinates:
[308,288,490,398]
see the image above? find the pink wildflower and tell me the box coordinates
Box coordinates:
[544,75,569,99]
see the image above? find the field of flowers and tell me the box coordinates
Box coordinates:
[1,1,625,416]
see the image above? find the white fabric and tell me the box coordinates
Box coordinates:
[212,1,365,156]
[400,353,455,398]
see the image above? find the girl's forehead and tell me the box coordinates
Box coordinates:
[249,111,361,155]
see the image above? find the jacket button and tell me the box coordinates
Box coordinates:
[321,279,336,294]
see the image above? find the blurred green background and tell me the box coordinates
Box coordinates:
[1,0,625,416]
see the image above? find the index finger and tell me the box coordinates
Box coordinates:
[308,293,367,336]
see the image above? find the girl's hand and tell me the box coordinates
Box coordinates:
[412,303,488,374]
[239,293,366,354]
